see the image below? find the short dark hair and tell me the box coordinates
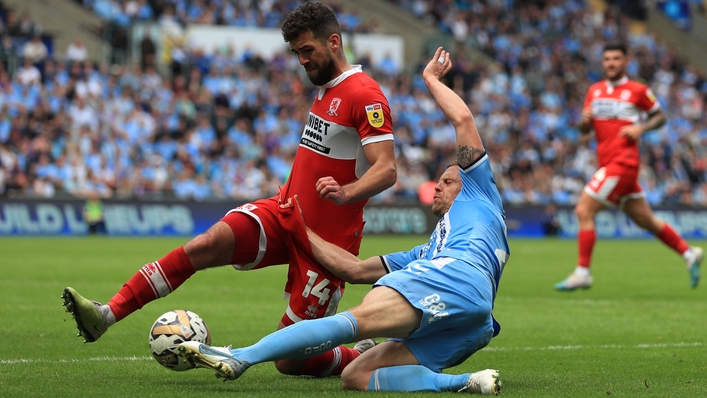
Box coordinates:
[281,2,341,43]
[603,43,627,55]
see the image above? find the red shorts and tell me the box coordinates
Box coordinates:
[220,197,354,323]
[583,163,644,207]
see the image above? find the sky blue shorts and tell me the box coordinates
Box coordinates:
[374,257,495,372]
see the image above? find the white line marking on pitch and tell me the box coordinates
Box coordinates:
[2,342,704,365]
[0,356,153,365]
[482,342,704,352]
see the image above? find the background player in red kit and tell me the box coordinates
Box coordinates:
[62,1,397,377]
[554,43,703,291]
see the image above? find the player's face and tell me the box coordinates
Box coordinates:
[289,31,337,86]
[431,166,462,218]
[601,49,627,81]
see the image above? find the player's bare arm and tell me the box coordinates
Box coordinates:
[316,140,396,205]
[618,108,666,141]
[423,47,484,169]
[288,195,386,283]
[307,229,387,284]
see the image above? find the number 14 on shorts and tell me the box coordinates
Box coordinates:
[302,270,331,306]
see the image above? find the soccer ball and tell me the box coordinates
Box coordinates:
[148,310,211,371]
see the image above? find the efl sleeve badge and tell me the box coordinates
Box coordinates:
[365,103,384,128]
[645,88,657,103]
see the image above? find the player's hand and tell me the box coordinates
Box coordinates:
[422,47,452,82]
[619,124,643,141]
[281,195,311,231]
[316,176,347,205]
[580,107,593,125]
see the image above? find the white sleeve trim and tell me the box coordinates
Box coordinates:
[362,134,394,146]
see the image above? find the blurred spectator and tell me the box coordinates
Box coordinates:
[15,57,41,85]
[1,0,705,208]
[66,39,88,63]
[0,35,17,62]
[22,34,48,64]
[140,34,156,70]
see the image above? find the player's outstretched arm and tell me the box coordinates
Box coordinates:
[422,47,484,169]
[292,196,386,284]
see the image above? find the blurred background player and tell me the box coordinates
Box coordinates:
[554,43,703,291]
[177,47,506,396]
[62,1,396,378]
[82,192,105,235]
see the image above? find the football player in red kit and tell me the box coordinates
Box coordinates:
[554,43,703,291]
[63,1,396,377]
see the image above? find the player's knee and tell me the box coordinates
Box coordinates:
[574,204,587,219]
[273,359,301,375]
[184,222,234,269]
[341,364,370,391]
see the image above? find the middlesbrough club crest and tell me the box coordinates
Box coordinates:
[327,98,341,116]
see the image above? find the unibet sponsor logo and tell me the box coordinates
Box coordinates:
[300,113,333,154]
[365,103,384,128]
[304,113,331,142]
[591,99,619,119]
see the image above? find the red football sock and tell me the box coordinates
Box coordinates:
[108,247,195,321]
[577,229,596,268]
[656,224,689,255]
[292,346,361,377]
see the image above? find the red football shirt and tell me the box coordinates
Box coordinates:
[280,66,394,250]
[584,76,660,168]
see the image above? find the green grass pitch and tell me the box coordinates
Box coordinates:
[1,236,705,397]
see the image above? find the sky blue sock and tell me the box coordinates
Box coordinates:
[368,365,470,392]
[231,312,358,365]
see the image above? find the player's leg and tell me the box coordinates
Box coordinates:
[347,340,494,393]
[272,201,370,377]
[270,282,417,376]
[63,221,235,342]
[349,343,499,394]
[344,262,499,393]
[623,197,703,287]
[273,317,376,377]
[63,200,279,342]
[341,340,419,389]
[178,258,492,384]
[178,285,421,380]
[555,190,605,291]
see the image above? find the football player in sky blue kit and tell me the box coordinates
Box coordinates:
[178,47,509,395]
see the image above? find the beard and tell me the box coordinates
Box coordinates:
[305,55,337,86]
[431,200,445,218]
[604,66,625,81]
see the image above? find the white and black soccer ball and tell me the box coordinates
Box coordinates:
[148,310,211,371]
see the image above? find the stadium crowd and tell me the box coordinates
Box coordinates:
[1,0,707,207]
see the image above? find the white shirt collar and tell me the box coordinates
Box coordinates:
[317,65,362,99]
[605,75,628,88]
